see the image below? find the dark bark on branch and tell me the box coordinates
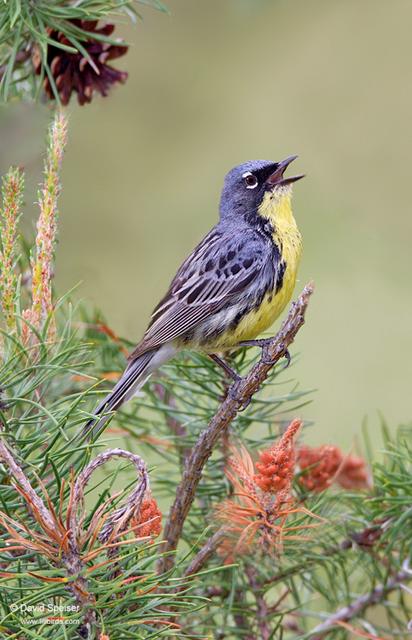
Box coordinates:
[183,528,226,579]
[310,566,411,638]
[0,440,55,531]
[158,283,314,574]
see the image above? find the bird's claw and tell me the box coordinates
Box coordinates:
[261,346,291,368]
[217,339,291,409]
[227,378,250,411]
[283,349,291,368]
[239,338,291,369]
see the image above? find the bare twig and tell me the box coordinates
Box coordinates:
[0,440,54,532]
[70,448,149,546]
[158,283,314,574]
[233,588,254,638]
[310,566,411,638]
[183,528,226,579]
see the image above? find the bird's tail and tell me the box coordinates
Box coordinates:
[82,344,175,438]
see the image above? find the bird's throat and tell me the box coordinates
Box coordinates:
[257,187,295,228]
[258,187,302,276]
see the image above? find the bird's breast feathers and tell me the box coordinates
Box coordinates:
[202,260,299,351]
[234,189,302,343]
[191,193,302,352]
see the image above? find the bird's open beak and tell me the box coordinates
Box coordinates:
[266,155,305,188]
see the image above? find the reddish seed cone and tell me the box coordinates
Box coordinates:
[254,419,301,494]
[131,498,162,538]
[337,453,371,490]
[297,445,370,492]
[32,20,128,105]
[216,420,315,560]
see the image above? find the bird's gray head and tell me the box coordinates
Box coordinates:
[219,156,304,221]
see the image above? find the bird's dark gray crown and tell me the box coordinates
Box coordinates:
[219,159,278,220]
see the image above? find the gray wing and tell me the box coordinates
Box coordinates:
[129,226,274,359]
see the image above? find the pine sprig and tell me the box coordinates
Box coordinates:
[0,166,24,333]
[23,110,67,344]
[0,0,167,103]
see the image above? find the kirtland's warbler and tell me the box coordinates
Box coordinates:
[85,156,304,435]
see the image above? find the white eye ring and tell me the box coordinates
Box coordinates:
[242,171,258,189]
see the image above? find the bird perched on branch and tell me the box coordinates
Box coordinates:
[84,156,304,436]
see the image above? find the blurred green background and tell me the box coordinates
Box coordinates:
[1,0,411,447]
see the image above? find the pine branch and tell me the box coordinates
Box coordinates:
[183,528,226,579]
[0,439,158,634]
[0,0,166,103]
[262,520,387,589]
[0,440,55,532]
[0,438,96,627]
[158,282,314,573]
[310,563,412,638]
[22,110,67,344]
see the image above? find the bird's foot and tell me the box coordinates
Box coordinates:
[209,353,241,383]
[238,338,291,368]
[209,354,251,410]
[227,379,251,411]
[283,348,291,368]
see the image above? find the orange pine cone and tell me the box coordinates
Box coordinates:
[254,419,301,493]
[131,498,162,538]
[338,454,371,490]
[297,445,370,492]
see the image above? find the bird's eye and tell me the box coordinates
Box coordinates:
[242,172,258,189]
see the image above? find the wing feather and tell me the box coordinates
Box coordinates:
[129,226,272,360]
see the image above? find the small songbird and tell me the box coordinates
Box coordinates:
[84,156,304,436]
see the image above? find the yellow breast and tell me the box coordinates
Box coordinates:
[212,186,302,350]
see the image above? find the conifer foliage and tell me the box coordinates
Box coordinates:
[1,4,412,634]
[0,112,411,639]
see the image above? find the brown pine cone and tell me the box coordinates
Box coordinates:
[32,20,128,106]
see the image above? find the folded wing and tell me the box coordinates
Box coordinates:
[129,227,274,360]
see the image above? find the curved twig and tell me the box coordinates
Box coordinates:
[70,448,149,547]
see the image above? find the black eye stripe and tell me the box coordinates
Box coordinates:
[258,164,279,182]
